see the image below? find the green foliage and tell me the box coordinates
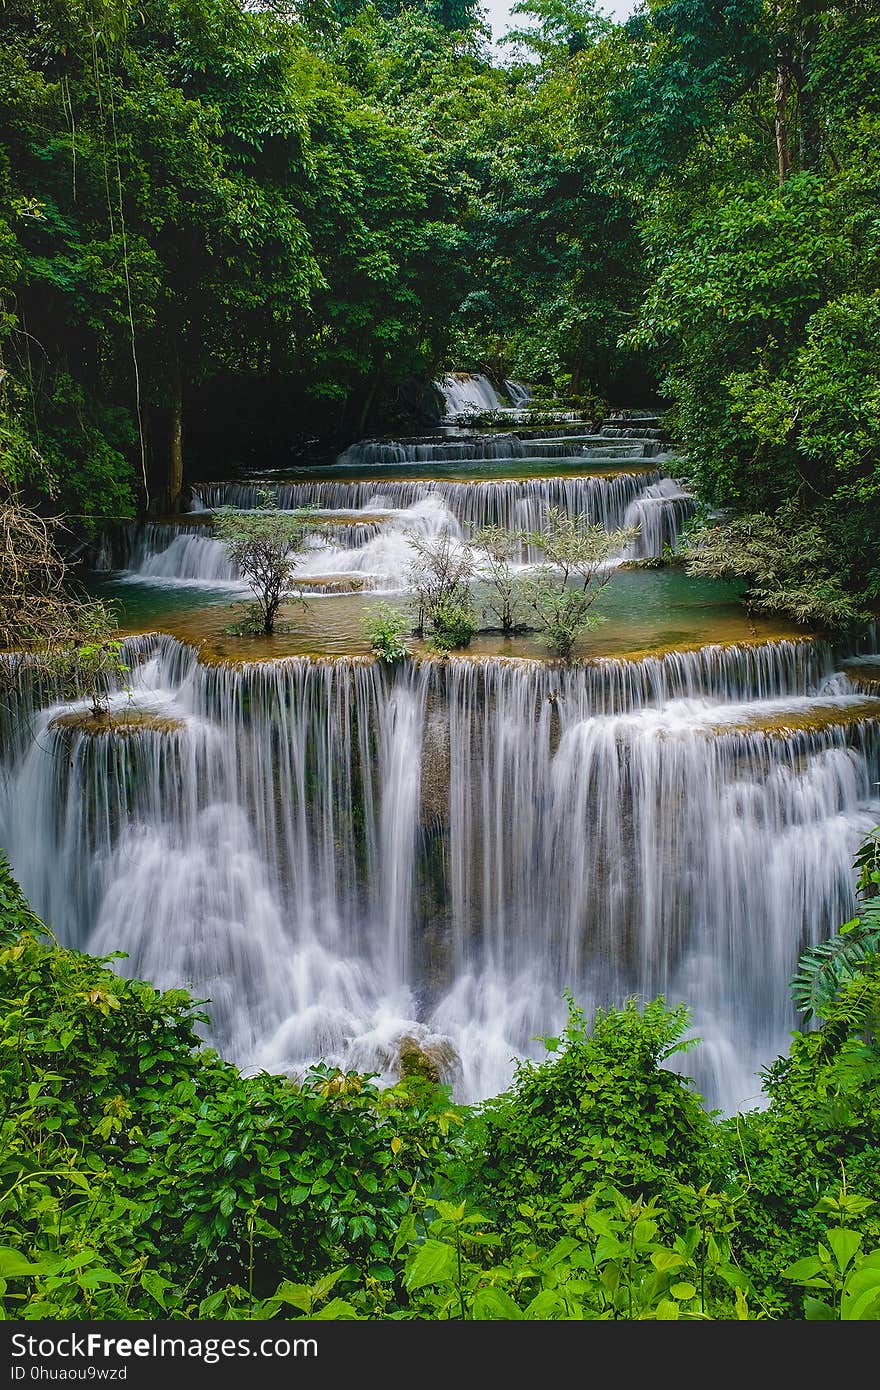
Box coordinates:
[471,523,524,635]
[519,508,636,659]
[0,0,481,527]
[609,0,880,620]
[0,851,458,1318]
[361,602,411,663]
[397,1186,751,1319]
[426,601,477,652]
[3,839,880,1320]
[783,1219,880,1320]
[214,504,312,635]
[792,827,880,1042]
[684,506,865,628]
[470,994,718,1218]
[405,528,474,639]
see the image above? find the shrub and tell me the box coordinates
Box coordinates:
[361,603,411,663]
[427,601,477,651]
[468,995,720,1221]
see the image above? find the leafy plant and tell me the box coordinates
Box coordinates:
[361,603,411,663]
[792,827,880,1030]
[405,530,474,639]
[214,502,314,636]
[471,524,525,635]
[519,509,636,659]
[426,602,477,652]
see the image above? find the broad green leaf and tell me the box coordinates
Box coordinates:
[141,1271,169,1310]
[804,1297,836,1320]
[472,1286,522,1320]
[670,1281,697,1300]
[0,1249,44,1278]
[781,1256,827,1284]
[404,1239,458,1291]
[827,1228,862,1274]
[312,1268,345,1301]
[841,1265,880,1320]
[314,1298,358,1320]
[77,1269,123,1288]
[392,1214,416,1258]
[651,1250,686,1273]
[273,1281,312,1312]
[523,1288,566,1319]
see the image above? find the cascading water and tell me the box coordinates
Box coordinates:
[436,373,506,417]
[3,634,878,1113]
[190,472,663,525]
[504,380,532,407]
[122,472,689,587]
[624,477,695,557]
[336,435,646,466]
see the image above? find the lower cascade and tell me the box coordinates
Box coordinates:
[3,633,878,1114]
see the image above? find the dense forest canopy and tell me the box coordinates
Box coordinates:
[0,0,878,595]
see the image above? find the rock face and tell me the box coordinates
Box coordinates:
[397,1036,442,1085]
[395,1033,461,1087]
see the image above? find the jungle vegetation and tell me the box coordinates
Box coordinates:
[0,0,877,620]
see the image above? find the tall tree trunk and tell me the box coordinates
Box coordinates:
[169,353,183,514]
[358,372,379,437]
[775,58,793,183]
[797,27,821,173]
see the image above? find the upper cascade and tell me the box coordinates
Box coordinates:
[436,372,532,419]
[335,434,654,467]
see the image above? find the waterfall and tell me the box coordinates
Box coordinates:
[437,373,506,417]
[122,473,688,586]
[3,634,877,1112]
[129,528,240,584]
[121,518,388,584]
[191,473,664,535]
[624,478,695,557]
[504,380,532,407]
[335,436,647,466]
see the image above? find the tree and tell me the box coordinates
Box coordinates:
[520,508,636,659]
[471,523,524,635]
[214,504,312,635]
[684,507,863,628]
[405,528,474,642]
[0,494,121,693]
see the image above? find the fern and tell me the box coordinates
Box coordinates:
[791,829,880,1027]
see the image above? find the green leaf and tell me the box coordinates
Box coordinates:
[781,1256,827,1285]
[273,1281,312,1312]
[471,1286,522,1320]
[651,1250,686,1273]
[141,1270,169,1311]
[314,1298,359,1320]
[0,1249,44,1278]
[804,1297,836,1320]
[670,1281,697,1300]
[523,1288,566,1319]
[827,1228,862,1274]
[404,1240,458,1291]
[77,1269,123,1289]
[842,1264,880,1320]
[312,1268,345,1301]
